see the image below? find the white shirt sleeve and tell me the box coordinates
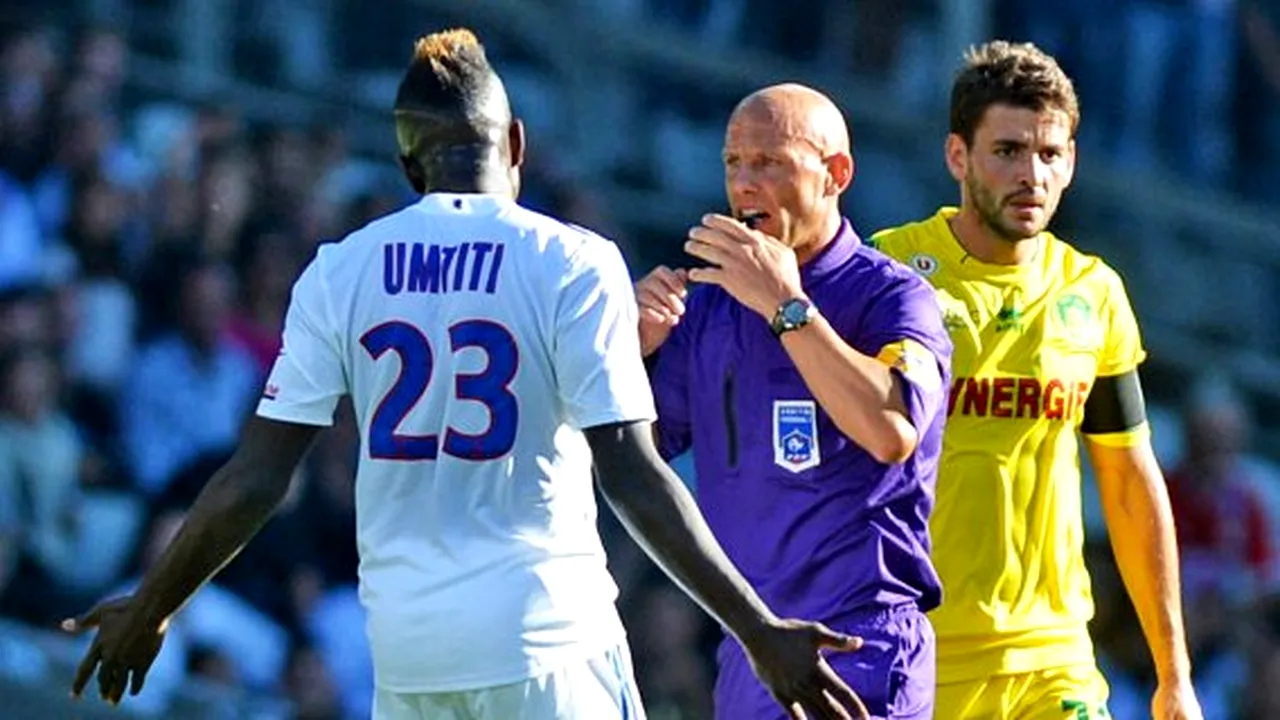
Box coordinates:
[256,248,347,426]
[554,238,657,430]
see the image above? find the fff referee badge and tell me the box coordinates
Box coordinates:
[773,400,820,473]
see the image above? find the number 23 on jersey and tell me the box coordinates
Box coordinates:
[360,319,519,461]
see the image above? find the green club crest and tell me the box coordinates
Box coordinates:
[1055,293,1093,330]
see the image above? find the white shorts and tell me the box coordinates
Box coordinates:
[372,644,646,720]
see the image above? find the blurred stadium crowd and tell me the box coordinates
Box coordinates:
[2,0,1280,718]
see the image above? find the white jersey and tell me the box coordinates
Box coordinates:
[256,192,656,693]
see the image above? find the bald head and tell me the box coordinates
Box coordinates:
[730,84,850,157]
[721,84,854,259]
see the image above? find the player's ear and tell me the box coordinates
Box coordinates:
[508,118,526,169]
[944,134,968,183]
[398,155,427,194]
[825,151,854,196]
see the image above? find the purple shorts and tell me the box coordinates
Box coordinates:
[713,603,935,720]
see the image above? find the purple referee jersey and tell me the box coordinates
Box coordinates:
[651,219,951,719]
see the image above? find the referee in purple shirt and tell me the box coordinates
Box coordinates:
[637,84,953,720]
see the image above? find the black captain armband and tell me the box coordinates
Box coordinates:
[1081,369,1147,435]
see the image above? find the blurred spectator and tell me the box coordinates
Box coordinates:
[30,108,138,241]
[283,642,344,720]
[70,25,128,106]
[198,144,258,259]
[1179,587,1250,718]
[0,25,60,182]
[1237,0,1280,202]
[1115,0,1238,183]
[255,126,314,225]
[119,258,259,496]
[150,164,201,232]
[1166,374,1274,603]
[0,170,45,291]
[228,229,303,377]
[1244,594,1280,717]
[0,285,54,352]
[0,347,86,626]
[60,172,137,395]
[1161,374,1274,716]
[196,100,246,150]
[1243,641,1280,718]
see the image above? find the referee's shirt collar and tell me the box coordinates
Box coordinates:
[801,217,860,282]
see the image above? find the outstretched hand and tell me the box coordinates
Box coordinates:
[743,618,870,720]
[62,595,168,706]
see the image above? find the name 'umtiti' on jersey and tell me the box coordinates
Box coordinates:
[383,241,505,296]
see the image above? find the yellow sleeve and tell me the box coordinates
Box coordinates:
[1097,267,1147,377]
[867,228,891,254]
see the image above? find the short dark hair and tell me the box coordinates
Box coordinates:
[393,29,505,159]
[949,41,1080,146]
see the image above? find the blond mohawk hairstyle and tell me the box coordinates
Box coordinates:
[393,27,511,164]
[412,28,480,62]
[395,27,498,114]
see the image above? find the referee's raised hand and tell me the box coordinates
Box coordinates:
[635,265,689,357]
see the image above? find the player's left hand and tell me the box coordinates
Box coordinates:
[1151,676,1203,720]
[684,214,806,320]
[741,617,869,720]
[62,595,168,706]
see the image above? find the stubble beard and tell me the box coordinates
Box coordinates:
[966,173,1044,245]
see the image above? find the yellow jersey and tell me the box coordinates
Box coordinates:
[870,207,1149,683]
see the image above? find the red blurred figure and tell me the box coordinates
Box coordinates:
[1166,374,1275,601]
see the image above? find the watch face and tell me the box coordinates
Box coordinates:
[783,300,811,325]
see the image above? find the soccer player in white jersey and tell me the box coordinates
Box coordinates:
[61,28,870,720]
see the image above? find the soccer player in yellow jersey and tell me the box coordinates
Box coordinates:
[869,42,1203,720]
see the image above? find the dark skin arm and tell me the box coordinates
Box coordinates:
[587,420,868,720]
[64,416,320,705]
[68,415,867,719]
